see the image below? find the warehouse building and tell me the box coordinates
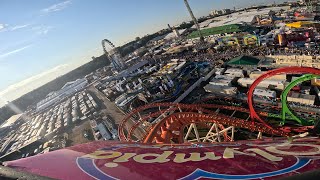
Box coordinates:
[224,68,244,78]
[287,92,315,105]
[250,71,286,80]
[214,68,226,75]
[253,89,277,100]
[36,78,88,111]
[238,78,285,90]
[269,55,320,68]
[204,84,238,96]
[209,77,233,86]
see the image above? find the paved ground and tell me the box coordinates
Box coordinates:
[88,86,125,125]
[68,121,92,146]
[88,85,145,139]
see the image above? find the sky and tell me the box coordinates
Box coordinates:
[0,0,287,107]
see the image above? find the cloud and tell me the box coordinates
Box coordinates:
[0,24,5,30]
[10,24,30,31]
[0,23,8,31]
[41,0,72,14]
[32,25,53,35]
[0,64,69,96]
[0,64,70,106]
[0,44,33,59]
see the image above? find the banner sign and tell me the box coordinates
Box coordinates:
[4,137,320,180]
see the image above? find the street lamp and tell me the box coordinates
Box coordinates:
[183,0,204,42]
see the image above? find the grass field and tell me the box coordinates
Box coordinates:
[187,24,251,39]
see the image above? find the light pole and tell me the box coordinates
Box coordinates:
[183,0,204,42]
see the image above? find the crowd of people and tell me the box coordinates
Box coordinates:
[151,43,320,66]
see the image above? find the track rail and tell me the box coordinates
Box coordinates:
[248,67,320,129]
[119,102,288,142]
[119,67,320,144]
[118,103,248,141]
[143,112,287,143]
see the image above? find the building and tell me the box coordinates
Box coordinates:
[249,71,286,80]
[0,134,16,155]
[95,123,111,140]
[238,78,285,90]
[221,9,231,14]
[211,9,231,16]
[215,68,226,75]
[209,76,233,86]
[269,55,320,68]
[0,114,23,128]
[311,78,320,86]
[287,92,315,105]
[253,89,276,99]
[36,78,88,112]
[211,10,223,16]
[114,93,137,110]
[224,68,244,78]
[227,56,261,67]
[206,6,289,30]
[204,84,237,96]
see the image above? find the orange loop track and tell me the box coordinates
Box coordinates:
[118,102,286,143]
[143,112,287,143]
[118,67,320,143]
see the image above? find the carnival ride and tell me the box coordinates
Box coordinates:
[218,36,239,47]
[152,62,208,102]
[243,35,259,46]
[119,66,320,144]
[247,67,320,130]
[171,62,208,96]
[101,39,123,71]
[281,74,320,126]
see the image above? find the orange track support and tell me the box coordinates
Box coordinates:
[118,102,288,143]
[119,67,320,144]
[143,112,286,143]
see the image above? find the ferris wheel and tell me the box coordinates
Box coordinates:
[101,39,123,71]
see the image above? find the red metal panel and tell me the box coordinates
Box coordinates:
[4,138,320,180]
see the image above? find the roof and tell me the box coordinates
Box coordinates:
[0,114,23,128]
[227,55,260,66]
[61,78,87,89]
[253,89,276,97]
[193,6,289,30]
[286,21,313,28]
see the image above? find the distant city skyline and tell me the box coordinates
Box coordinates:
[0,0,288,107]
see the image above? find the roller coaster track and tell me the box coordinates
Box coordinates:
[118,102,290,143]
[248,66,320,130]
[281,74,320,125]
[143,112,284,144]
[119,67,319,144]
[119,103,237,140]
